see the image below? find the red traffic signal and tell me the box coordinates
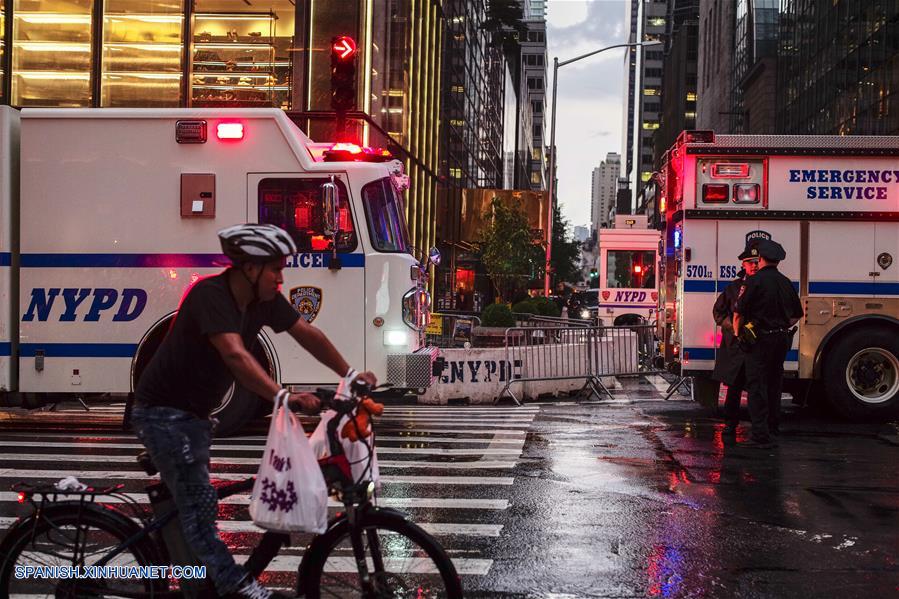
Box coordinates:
[332,36,356,60]
[330,36,357,112]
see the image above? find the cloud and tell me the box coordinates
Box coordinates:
[546,0,629,228]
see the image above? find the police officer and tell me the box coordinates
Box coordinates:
[734,239,804,448]
[711,245,760,437]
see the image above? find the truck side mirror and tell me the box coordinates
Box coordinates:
[428,246,441,267]
[321,181,339,237]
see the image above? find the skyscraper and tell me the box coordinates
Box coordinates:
[591,153,621,231]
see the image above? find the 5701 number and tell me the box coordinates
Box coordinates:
[685,264,713,278]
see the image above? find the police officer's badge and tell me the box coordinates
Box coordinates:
[289,286,323,323]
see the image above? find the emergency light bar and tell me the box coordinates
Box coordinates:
[323,143,395,163]
[702,183,729,203]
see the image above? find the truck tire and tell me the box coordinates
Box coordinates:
[823,327,899,421]
[211,341,274,437]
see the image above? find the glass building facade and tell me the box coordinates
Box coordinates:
[777,0,899,135]
[0,0,442,258]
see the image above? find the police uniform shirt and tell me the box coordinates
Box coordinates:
[136,271,300,417]
[734,265,804,331]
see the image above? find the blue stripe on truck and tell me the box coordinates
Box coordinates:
[19,343,138,358]
[19,252,365,268]
[684,347,799,361]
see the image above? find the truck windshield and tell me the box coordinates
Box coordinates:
[362,177,410,253]
[607,250,655,289]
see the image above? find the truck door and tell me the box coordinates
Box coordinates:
[809,222,874,296]
[874,222,899,298]
[247,173,365,383]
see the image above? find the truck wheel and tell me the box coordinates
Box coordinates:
[691,374,720,411]
[823,327,899,420]
[211,342,273,437]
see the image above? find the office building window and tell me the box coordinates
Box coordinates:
[13,0,95,106]
[101,0,183,107]
[527,77,543,90]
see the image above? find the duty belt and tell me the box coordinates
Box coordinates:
[758,327,790,335]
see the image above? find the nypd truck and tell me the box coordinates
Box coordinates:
[594,215,660,326]
[657,130,899,420]
[0,107,434,433]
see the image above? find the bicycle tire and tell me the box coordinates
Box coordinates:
[299,508,463,599]
[0,502,168,598]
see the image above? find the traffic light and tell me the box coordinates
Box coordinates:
[330,35,357,112]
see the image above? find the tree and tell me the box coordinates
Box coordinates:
[479,198,542,301]
[549,205,582,286]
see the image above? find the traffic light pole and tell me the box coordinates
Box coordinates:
[543,40,661,298]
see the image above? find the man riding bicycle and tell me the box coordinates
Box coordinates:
[132,223,376,599]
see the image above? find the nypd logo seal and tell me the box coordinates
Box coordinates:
[290,286,323,323]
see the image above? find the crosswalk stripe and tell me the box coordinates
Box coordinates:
[0,470,515,485]
[0,458,517,471]
[238,553,493,576]
[0,516,503,538]
[0,492,510,510]
[0,436,527,448]
[0,442,523,457]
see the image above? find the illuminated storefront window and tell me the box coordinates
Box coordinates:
[191,1,295,109]
[13,0,94,106]
[101,0,183,107]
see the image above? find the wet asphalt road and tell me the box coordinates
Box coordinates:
[0,378,897,598]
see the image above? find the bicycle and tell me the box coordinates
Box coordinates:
[0,382,464,598]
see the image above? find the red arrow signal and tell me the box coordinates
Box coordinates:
[332,36,357,60]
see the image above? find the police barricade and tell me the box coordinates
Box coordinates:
[513,313,592,328]
[425,312,481,348]
[498,324,662,405]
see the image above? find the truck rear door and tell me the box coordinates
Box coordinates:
[247,173,365,384]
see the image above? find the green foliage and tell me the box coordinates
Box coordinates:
[479,198,542,302]
[550,205,582,286]
[481,303,515,327]
[511,299,538,315]
[532,296,562,317]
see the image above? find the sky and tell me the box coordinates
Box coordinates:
[546,0,628,230]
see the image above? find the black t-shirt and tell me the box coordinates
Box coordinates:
[136,271,300,417]
[735,265,804,331]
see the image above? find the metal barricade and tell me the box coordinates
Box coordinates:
[425,312,481,348]
[513,313,592,328]
[498,323,663,405]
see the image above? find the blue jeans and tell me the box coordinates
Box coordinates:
[131,405,248,595]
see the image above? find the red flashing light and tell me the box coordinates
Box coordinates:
[702,183,729,203]
[332,36,357,60]
[634,265,643,274]
[17,491,26,503]
[323,144,395,163]
[216,122,244,140]
[331,142,363,154]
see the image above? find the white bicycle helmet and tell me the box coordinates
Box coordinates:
[218,223,297,264]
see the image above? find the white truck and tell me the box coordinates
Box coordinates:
[0,107,435,433]
[592,215,660,326]
[657,130,899,420]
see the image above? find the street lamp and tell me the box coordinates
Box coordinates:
[544,39,663,297]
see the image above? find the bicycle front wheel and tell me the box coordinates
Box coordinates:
[300,509,463,599]
[0,504,166,598]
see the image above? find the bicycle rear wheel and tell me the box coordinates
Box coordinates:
[300,509,463,599]
[0,505,166,598]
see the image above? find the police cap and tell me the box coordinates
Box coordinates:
[756,239,786,261]
[737,243,760,261]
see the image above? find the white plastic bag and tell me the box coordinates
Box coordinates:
[249,394,328,533]
[310,410,381,490]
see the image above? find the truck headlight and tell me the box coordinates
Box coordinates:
[384,330,409,346]
[579,308,591,319]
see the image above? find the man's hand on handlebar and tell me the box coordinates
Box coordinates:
[288,392,322,415]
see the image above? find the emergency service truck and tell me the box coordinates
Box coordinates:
[657,130,899,420]
[593,215,660,326]
[0,107,434,433]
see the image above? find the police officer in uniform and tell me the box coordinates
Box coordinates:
[711,244,760,437]
[734,239,804,448]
